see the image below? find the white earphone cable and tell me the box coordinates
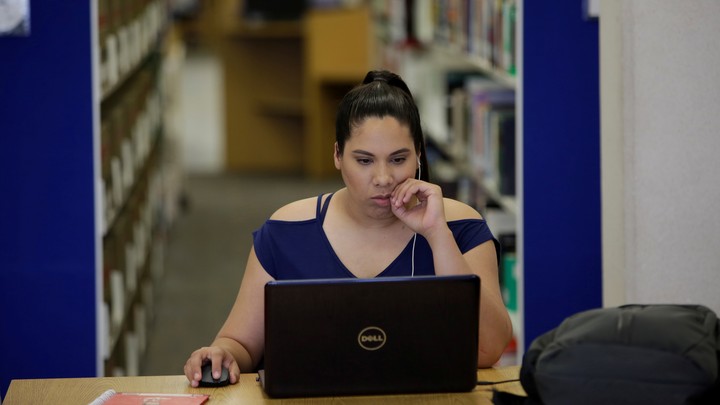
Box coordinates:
[411,157,421,277]
[411,233,417,277]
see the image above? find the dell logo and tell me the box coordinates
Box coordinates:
[358,326,387,351]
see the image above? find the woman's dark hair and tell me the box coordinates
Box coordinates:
[335,70,430,181]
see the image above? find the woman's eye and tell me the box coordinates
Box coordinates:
[391,157,407,164]
[357,158,372,165]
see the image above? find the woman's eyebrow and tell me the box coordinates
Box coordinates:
[351,149,374,157]
[351,148,411,157]
[389,148,412,156]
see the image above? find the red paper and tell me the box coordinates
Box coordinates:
[102,392,209,404]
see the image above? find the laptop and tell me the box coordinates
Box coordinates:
[258,274,480,398]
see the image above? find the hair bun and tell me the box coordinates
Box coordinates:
[362,70,392,85]
[361,70,414,99]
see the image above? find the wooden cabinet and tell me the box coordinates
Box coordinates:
[304,7,375,178]
[194,1,374,178]
[193,0,305,173]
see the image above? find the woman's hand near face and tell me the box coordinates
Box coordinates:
[390,179,447,237]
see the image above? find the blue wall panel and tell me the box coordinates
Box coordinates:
[0,2,96,398]
[522,1,602,347]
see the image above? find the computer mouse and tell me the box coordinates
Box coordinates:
[199,363,230,387]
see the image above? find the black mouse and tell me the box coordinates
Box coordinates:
[199,363,230,387]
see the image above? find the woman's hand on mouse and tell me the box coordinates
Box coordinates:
[184,346,240,387]
[390,179,447,237]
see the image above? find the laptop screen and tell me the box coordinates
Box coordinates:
[260,274,480,398]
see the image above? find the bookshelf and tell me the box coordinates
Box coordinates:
[0,0,174,394]
[100,0,173,378]
[371,0,521,361]
[370,0,602,358]
[100,0,175,378]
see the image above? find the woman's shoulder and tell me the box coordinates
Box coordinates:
[269,194,330,221]
[443,198,484,222]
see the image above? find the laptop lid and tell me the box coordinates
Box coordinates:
[259,274,480,398]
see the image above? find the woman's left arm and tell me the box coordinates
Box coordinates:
[391,179,513,367]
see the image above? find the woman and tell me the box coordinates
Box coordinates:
[184,70,512,387]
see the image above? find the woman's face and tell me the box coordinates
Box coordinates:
[335,116,418,218]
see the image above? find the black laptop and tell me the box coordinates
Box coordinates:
[258,274,480,398]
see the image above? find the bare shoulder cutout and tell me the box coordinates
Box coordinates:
[443,198,483,222]
[269,194,329,221]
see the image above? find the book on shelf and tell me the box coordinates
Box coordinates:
[422,0,516,75]
[125,332,140,377]
[485,208,518,312]
[427,73,516,203]
[100,0,167,97]
[500,246,518,366]
[90,389,209,405]
[110,269,125,329]
[445,71,484,158]
[502,0,517,76]
[101,302,111,360]
[465,77,515,187]
[491,107,516,196]
[486,208,518,365]
[497,232,517,313]
[376,0,516,75]
[134,303,148,355]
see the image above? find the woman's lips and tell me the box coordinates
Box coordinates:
[372,194,392,207]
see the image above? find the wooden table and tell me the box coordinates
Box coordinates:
[4,366,524,404]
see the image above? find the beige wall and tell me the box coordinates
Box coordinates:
[601,0,720,314]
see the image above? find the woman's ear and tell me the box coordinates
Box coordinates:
[334,142,342,170]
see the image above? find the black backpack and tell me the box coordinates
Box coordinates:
[495,304,720,405]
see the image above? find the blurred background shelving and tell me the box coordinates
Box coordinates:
[1,0,609,394]
[5,2,720,397]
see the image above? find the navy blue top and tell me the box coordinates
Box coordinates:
[252,193,497,280]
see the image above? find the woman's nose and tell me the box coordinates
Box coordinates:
[373,164,393,187]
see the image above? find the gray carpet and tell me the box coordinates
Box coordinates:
[141,173,343,376]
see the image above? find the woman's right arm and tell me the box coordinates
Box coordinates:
[184,246,272,386]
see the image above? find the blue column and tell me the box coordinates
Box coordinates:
[0,2,97,397]
[522,1,602,348]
